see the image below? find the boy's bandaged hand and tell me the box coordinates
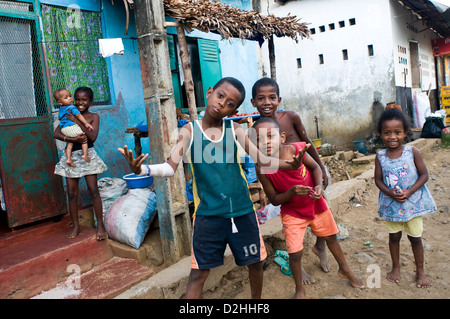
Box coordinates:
[139,162,174,177]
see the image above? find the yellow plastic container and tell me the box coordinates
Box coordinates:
[311,138,322,148]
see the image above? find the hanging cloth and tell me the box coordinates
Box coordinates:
[99,38,124,57]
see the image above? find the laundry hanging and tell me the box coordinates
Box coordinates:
[98,38,124,57]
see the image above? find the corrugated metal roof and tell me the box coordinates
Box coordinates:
[399,0,450,36]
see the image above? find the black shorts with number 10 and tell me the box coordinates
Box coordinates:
[190,212,267,269]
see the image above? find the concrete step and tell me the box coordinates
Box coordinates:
[0,215,71,250]
[352,154,376,164]
[32,257,154,299]
[0,219,113,299]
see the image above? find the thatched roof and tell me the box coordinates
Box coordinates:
[163,0,310,42]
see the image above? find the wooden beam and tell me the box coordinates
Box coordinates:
[164,21,179,27]
[163,21,198,120]
[269,36,276,81]
[133,0,192,264]
[176,26,198,121]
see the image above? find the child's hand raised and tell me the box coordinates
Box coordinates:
[118,145,148,175]
[285,143,310,169]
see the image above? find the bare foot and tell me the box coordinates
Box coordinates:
[301,267,316,285]
[338,268,365,289]
[293,286,306,299]
[96,226,107,241]
[312,244,331,272]
[416,271,430,288]
[386,268,401,284]
[66,160,76,168]
[67,226,80,239]
[81,155,91,163]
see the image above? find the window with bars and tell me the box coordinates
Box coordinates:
[41,4,111,108]
[0,15,48,119]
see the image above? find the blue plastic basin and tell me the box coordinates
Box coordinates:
[123,173,154,189]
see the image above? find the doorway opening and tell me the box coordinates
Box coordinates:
[409,41,420,89]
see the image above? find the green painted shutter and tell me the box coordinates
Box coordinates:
[167,35,183,109]
[198,39,222,106]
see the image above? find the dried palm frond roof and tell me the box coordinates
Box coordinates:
[163,0,310,42]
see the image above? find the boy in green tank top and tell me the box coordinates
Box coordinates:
[119,77,306,299]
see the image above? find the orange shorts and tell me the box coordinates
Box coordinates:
[281,209,338,254]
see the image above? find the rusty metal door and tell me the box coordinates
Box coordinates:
[0,14,67,228]
[0,119,67,228]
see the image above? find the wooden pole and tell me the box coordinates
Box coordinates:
[133,0,191,264]
[176,25,198,121]
[269,35,276,81]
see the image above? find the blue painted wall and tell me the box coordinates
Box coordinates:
[95,0,259,179]
[44,0,259,182]
[94,0,149,178]
[219,0,259,114]
[41,0,147,179]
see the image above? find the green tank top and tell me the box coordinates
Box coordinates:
[187,120,254,218]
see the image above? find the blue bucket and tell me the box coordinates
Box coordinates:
[353,140,368,154]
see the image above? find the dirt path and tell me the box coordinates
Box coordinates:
[203,145,450,299]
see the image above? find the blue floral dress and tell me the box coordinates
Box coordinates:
[377,145,436,222]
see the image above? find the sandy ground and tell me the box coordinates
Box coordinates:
[203,145,450,299]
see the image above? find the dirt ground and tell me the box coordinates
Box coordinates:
[203,145,450,299]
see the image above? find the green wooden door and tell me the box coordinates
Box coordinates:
[198,39,222,106]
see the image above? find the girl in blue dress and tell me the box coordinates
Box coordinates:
[375,108,436,288]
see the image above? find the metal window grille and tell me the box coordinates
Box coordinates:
[0,15,48,119]
[0,0,33,12]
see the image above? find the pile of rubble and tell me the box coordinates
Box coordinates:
[318,144,374,184]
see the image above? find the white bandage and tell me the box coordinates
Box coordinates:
[138,163,174,177]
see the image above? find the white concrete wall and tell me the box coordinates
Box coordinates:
[390,0,437,91]
[256,0,436,146]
